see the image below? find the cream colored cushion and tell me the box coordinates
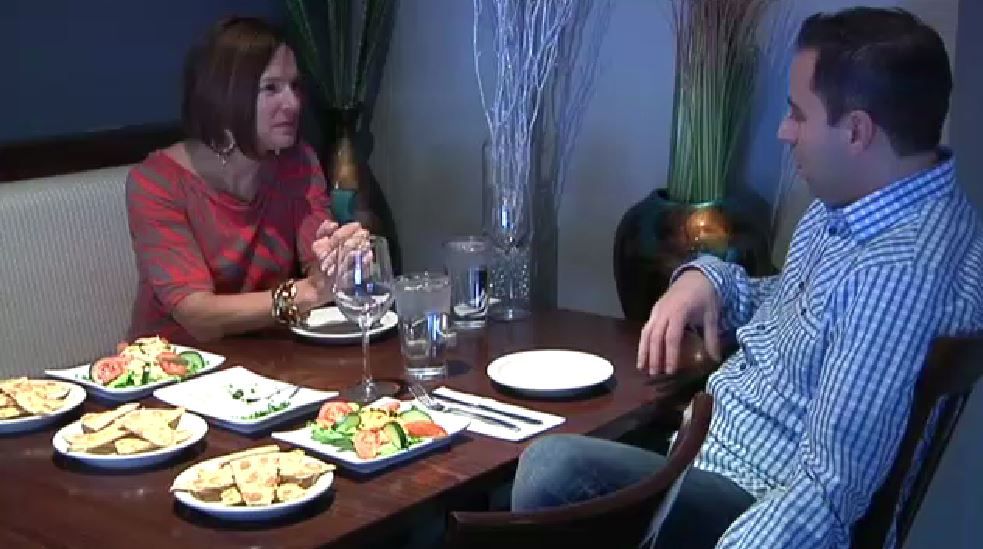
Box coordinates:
[0,165,138,377]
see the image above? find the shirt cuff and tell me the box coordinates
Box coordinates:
[670,254,730,303]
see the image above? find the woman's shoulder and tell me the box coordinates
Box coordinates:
[128,143,189,190]
[275,140,325,186]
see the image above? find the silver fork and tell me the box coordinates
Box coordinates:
[408,384,521,431]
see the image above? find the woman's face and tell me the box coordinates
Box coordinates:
[256,45,302,154]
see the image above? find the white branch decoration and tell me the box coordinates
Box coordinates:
[473,0,577,205]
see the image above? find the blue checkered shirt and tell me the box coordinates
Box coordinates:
[682,150,983,548]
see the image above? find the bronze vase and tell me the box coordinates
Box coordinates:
[322,106,402,274]
[613,189,771,321]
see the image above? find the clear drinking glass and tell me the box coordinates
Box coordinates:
[393,272,454,382]
[484,183,531,321]
[332,235,399,402]
[444,236,490,329]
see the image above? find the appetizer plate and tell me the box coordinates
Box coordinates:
[172,466,334,521]
[52,411,208,469]
[45,346,225,402]
[153,367,337,435]
[0,382,86,435]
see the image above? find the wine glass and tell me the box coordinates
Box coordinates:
[332,235,399,403]
[484,183,531,321]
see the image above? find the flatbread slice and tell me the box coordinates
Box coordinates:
[0,378,29,396]
[11,391,59,415]
[0,406,24,420]
[120,415,176,448]
[231,453,279,506]
[125,408,184,429]
[220,486,244,506]
[81,403,140,433]
[275,483,307,503]
[278,451,333,487]
[114,437,156,455]
[171,463,235,495]
[68,426,129,453]
[192,444,280,472]
[29,380,72,400]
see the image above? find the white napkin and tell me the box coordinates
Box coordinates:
[431,386,565,442]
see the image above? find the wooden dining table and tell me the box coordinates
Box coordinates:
[0,309,698,549]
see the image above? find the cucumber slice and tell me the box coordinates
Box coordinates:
[376,442,399,456]
[382,421,409,450]
[334,412,361,434]
[178,351,206,373]
[399,407,433,424]
[107,370,133,388]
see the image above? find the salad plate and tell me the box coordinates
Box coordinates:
[46,337,224,402]
[272,397,469,474]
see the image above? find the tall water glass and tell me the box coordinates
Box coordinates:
[332,235,399,403]
[444,237,490,329]
[393,272,453,382]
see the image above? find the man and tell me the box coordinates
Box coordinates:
[511,7,982,549]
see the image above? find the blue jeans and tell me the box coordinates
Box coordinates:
[512,434,754,549]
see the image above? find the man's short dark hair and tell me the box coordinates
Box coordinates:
[797,7,952,156]
[182,17,284,159]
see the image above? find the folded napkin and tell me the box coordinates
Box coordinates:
[431,386,565,442]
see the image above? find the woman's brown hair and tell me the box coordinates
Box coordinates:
[182,17,285,159]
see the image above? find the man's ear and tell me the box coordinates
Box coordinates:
[844,110,876,153]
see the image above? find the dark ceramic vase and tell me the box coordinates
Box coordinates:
[322,106,402,274]
[613,189,771,321]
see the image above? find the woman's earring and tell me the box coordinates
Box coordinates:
[214,130,236,166]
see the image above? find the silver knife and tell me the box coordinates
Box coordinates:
[440,405,522,431]
[434,395,543,425]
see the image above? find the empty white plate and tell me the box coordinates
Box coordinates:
[486,349,614,397]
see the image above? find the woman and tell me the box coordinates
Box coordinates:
[126,17,362,342]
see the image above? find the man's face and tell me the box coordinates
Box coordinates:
[777,49,855,205]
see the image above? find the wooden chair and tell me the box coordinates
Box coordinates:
[853,332,983,548]
[443,392,713,549]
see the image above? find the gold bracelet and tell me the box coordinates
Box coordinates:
[271,279,304,326]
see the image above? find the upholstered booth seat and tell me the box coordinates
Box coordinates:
[0,165,137,376]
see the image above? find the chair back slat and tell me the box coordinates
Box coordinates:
[444,392,713,549]
[852,333,983,549]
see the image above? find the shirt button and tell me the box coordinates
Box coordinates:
[756,324,765,332]
[738,364,747,371]
[798,281,805,291]
[800,307,807,316]
[828,225,838,236]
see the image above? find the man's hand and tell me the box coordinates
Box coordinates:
[637,269,723,375]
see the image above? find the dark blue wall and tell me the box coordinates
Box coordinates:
[1,0,281,143]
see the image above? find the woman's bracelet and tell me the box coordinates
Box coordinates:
[271,279,305,326]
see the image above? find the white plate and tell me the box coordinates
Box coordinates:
[290,306,398,344]
[486,349,615,397]
[0,382,87,435]
[52,411,208,469]
[153,367,337,435]
[272,397,470,474]
[172,462,334,521]
[45,345,226,402]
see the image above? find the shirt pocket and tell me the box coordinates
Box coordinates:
[771,288,827,401]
